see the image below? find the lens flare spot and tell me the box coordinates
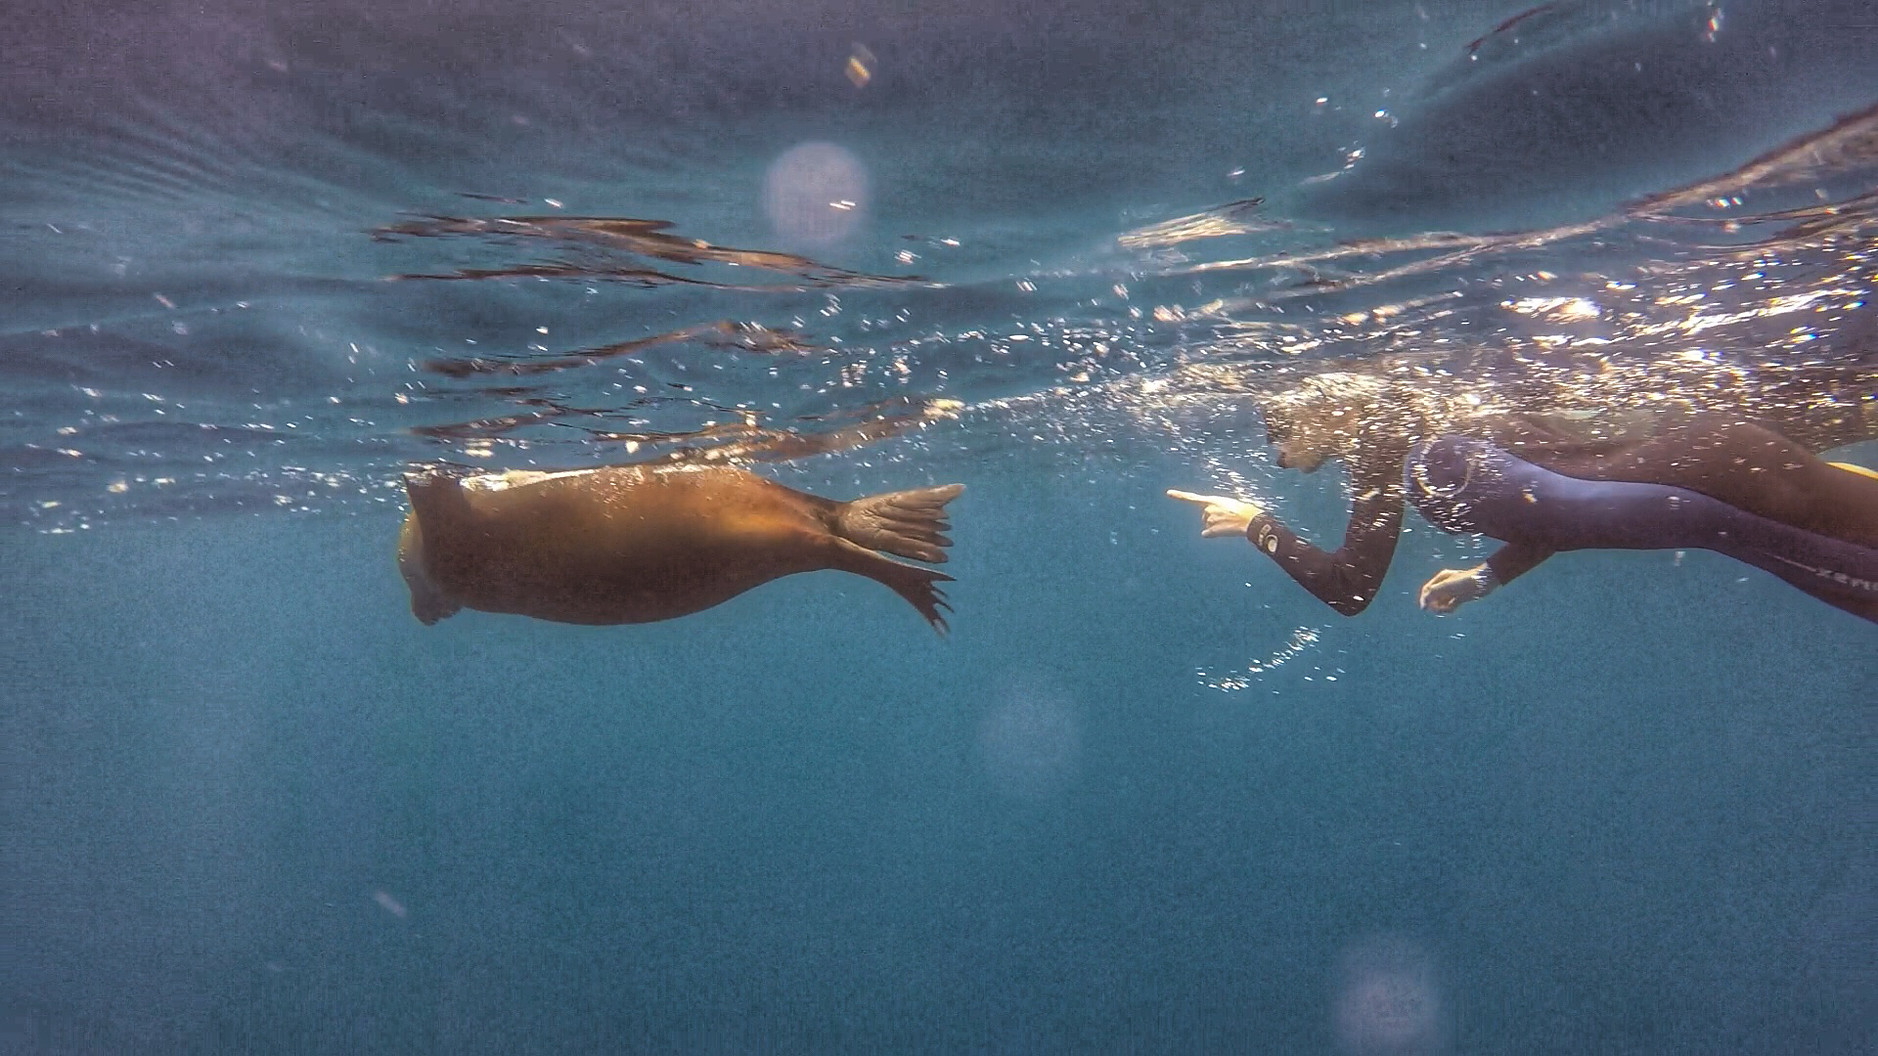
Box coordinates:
[764,142,868,245]
[1333,934,1447,1055]
[976,690,1081,800]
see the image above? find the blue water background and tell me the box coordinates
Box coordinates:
[5,0,1876,1052]
[11,460,1874,1052]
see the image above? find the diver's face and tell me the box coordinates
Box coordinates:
[1275,439,1331,473]
[1267,415,1336,473]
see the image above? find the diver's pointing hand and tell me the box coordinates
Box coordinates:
[1167,489,1265,538]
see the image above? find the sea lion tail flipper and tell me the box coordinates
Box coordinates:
[835,483,964,564]
[829,539,957,635]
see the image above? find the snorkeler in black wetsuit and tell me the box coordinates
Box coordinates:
[1168,372,1878,623]
[1405,424,1878,623]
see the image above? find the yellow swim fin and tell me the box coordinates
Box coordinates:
[1828,460,1878,481]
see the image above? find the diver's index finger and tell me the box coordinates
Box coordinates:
[1165,489,1209,504]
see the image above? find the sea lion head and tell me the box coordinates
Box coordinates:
[398,472,466,625]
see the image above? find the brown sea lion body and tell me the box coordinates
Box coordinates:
[394,464,954,627]
[399,465,963,631]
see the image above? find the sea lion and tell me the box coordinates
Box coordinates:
[397,464,964,632]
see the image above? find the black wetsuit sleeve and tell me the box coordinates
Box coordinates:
[1243,457,1405,616]
[1484,542,1553,586]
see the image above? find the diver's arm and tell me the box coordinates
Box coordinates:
[1244,458,1406,617]
[1484,541,1553,586]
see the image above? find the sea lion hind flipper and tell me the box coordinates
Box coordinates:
[835,483,965,564]
[828,538,957,635]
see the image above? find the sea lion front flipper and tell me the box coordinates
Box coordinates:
[827,538,956,635]
[835,483,964,564]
